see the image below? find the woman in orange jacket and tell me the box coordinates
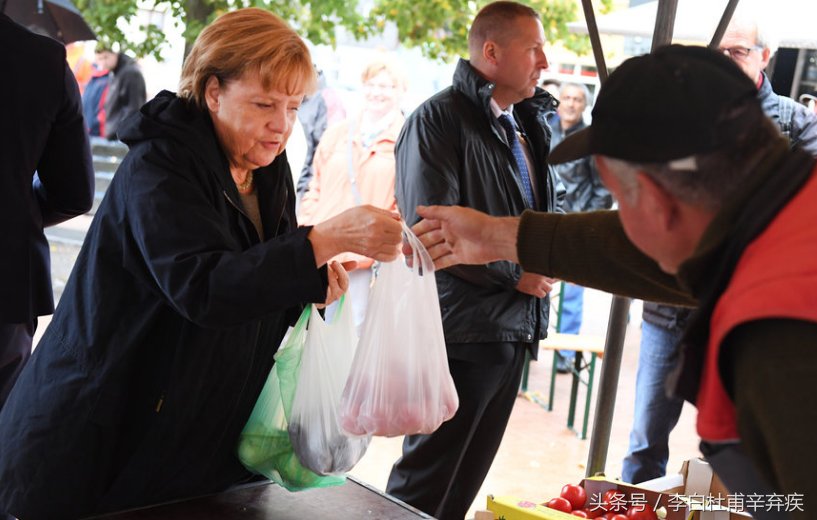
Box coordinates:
[299,57,407,329]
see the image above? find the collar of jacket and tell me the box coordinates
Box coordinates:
[564,119,587,137]
[452,58,556,126]
[113,53,135,75]
[756,71,774,102]
[350,110,405,147]
[551,119,587,145]
[120,91,284,211]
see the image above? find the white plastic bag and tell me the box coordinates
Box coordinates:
[339,223,459,437]
[288,295,371,475]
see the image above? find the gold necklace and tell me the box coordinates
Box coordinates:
[234,171,254,194]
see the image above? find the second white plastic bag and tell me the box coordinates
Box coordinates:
[288,295,371,475]
[339,223,459,437]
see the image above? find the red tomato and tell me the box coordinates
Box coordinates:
[571,511,590,518]
[546,497,573,513]
[626,505,658,520]
[610,515,629,520]
[581,506,607,519]
[602,489,628,513]
[560,483,588,510]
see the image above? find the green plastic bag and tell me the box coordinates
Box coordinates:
[237,305,345,491]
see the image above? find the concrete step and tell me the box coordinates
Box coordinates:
[93,156,120,175]
[89,136,128,158]
[45,223,87,247]
[45,215,91,302]
[88,139,127,215]
[48,241,82,304]
[94,170,115,194]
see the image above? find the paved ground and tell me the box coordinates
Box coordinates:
[39,218,703,520]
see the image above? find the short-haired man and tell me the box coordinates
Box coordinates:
[622,10,817,484]
[719,13,817,153]
[409,45,817,514]
[94,48,147,141]
[386,2,561,518]
[550,82,612,372]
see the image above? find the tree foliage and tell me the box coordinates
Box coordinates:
[75,0,613,62]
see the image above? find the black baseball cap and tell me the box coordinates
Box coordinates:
[548,44,760,164]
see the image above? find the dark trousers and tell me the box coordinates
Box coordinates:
[0,321,35,412]
[386,342,527,520]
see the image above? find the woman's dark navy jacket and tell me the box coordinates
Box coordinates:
[0,91,329,519]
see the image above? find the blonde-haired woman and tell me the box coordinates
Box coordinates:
[299,57,407,328]
[0,8,401,518]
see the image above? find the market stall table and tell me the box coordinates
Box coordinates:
[93,477,434,520]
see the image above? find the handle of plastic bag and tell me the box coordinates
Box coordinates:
[401,221,434,277]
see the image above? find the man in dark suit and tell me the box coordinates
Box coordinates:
[387,2,559,518]
[0,14,94,412]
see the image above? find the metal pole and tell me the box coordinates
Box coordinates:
[651,0,679,51]
[576,0,632,478]
[580,0,609,84]
[583,0,682,479]
[585,295,631,476]
[709,0,742,49]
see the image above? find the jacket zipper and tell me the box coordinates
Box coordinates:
[223,190,260,243]
[272,184,288,237]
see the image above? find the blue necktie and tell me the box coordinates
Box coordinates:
[498,113,536,209]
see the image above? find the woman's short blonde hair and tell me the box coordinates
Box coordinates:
[179,8,317,110]
[360,57,408,92]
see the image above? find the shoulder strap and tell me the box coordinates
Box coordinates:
[345,120,364,206]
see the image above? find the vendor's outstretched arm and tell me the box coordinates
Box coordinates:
[414,205,695,307]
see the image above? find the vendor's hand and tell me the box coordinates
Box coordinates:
[516,272,556,298]
[410,205,521,270]
[309,206,402,267]
[317,260,356,309]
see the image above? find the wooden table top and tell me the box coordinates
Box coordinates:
[94,477,434,520]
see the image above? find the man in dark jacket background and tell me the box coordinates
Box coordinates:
[0,15,94,416]
[95,47,147,141]
[548,82,612,372]
[387,2,561,518]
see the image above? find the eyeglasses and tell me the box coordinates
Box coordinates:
[720,46,763,60]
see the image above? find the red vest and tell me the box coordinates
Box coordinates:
[697,164,817,441]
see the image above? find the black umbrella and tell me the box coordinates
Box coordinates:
[2,0,96,44]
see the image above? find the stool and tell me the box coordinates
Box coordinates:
[518,282,606,439]
[539,333,605,439]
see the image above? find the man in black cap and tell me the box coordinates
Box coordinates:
[407,44,817,516]
[622,6,817,486]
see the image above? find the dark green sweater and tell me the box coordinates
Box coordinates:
[516,141,817,515]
